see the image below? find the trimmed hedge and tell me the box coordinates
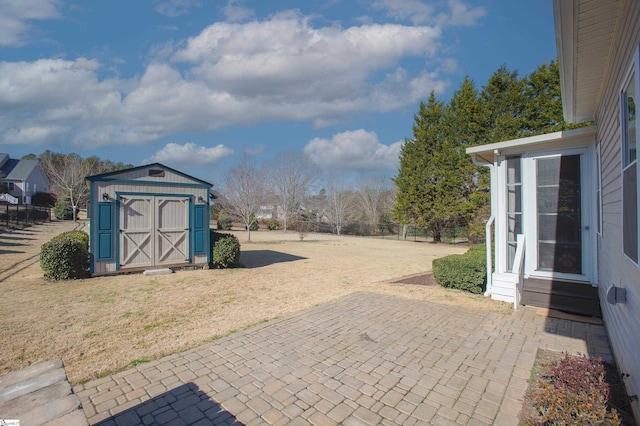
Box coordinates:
[210,230,241,268]
[40,231,90,280]
[432,244,486,294]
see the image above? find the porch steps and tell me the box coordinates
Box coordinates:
[521,278,601,318]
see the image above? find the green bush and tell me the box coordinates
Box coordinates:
[216,212,232,230]
[267,218,279,230]
[40,232,90,280]
[53,198,73,220]
[432,244,486,294]
[210,231,240,268]
[248,214,259,231]
[58,230,90,249]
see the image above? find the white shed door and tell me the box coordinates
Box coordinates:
[155,197,190,265]
[119,195,190,269]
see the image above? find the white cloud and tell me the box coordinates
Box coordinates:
[221,0,254,22]
[143,143,233,167]
[0,0,62,46]
[304,130,403,172]
[244,145,265,155]
[372,0,485,27]
[0,12,450,148]
[155,0,202,17]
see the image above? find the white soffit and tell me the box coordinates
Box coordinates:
[554,0,623,124]
[466,126,597,164]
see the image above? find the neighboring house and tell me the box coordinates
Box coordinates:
[85,163,211,276]
[0,154,49,204]
[467,0,640,417]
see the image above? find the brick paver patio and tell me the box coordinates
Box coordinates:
[76,292,612,425]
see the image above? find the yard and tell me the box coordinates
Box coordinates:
[0,221,511,385]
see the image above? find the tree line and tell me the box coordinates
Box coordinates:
[394,60,574,242]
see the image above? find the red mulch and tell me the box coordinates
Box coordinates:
[390,273,436,286]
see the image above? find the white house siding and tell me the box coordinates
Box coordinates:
[595,0,640,413]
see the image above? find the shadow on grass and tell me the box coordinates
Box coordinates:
[95,382,243,426]
[239,250,307,268]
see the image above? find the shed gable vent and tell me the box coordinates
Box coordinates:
[149,169,165,177]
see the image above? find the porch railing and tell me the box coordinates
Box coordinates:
[484,215,495,297]
[512,234,526,308]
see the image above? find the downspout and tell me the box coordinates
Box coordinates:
[471,150,497,297]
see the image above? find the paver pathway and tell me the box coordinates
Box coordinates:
[76,292,612,425]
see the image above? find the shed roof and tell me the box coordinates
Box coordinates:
[85,163,212,187]
[554,0,624,124]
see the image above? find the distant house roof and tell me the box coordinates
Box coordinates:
[1,159,41,181]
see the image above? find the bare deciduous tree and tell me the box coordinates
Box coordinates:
[355,175,393,228]
[40,152,104,221]
[266,153,320,232]
[325,174,353,235]
[223,157,266,242]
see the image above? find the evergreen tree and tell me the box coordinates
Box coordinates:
[393,92,468,242]
[523,60,566,135]
[480,65,526,143]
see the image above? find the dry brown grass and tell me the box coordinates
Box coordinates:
[0,221,511,385]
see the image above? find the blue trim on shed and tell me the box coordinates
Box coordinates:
[87,163,212,275]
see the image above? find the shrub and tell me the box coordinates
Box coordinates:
[432,244,486,294]
[523,353,621,425]
[53,198,73,220]
[40,232,90,280]
[211,233,240,268]
[248,214,259,231]
[267,218,279,230]
[31,192,56,206]
[216,212,232,230]
[58,230,90,249]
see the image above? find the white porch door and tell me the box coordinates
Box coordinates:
[523,149,593,282]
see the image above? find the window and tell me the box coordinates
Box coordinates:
[25,182,29,193]
[7,182,14,191]
[506,156,522,271]
[622,55,639,264]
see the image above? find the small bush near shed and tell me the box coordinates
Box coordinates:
[267,218,279,230]
[216,212,232,230]
[210,230,240,268]
[40,231,90,280]
[53,198,73,220]
[432,244,486,294]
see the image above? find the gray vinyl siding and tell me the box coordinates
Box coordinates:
[595,0,640,411]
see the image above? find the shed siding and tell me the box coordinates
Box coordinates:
[595,0,640,410]
[89,164,210,276]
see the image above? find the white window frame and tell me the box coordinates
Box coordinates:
[621,46,640,266]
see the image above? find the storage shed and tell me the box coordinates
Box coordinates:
[86,163,211,276]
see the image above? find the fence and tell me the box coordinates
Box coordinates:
[0,204,52,228]
[286,220,470,243]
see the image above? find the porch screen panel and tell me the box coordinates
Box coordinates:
[536,155,582,274]
[506,156,522,271]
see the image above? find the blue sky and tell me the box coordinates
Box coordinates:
[0,0,556,185]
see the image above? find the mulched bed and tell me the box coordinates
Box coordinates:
[520,349,637,425]
[390,273,436,286]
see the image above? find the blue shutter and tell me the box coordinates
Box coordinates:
[97,202,114,261]
[193,204,207,255]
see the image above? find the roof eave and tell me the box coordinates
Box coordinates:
[554,0,578,124]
